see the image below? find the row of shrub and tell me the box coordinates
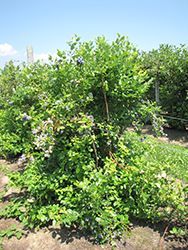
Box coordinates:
[2,40,188,131]
[139,43,188,131]
[0,34,187,247]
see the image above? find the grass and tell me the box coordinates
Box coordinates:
[123,130,188,183]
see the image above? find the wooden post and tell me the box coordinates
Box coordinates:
[27,46,34,66]
[155,76,160,103]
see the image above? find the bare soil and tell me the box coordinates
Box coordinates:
[0,125,188,250]
[127,124,188,148]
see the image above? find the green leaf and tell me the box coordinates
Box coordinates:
[52,219,57,226]
[169,227,178,234]
[40,215,47,222]
[19,214,25,221]
[110,211,117,218]
[95,217,101,223]
[15,231,23,239]
[7,230,15,238]
[177,228,186,235]
[76,166,80,174]
[10,224,16,231]
[0,230,8,237]
[29,222,35,229]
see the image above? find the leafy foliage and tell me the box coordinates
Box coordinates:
[0,34,187,247]
[140,43,188,130]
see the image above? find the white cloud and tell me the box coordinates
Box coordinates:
[0,43,18,56]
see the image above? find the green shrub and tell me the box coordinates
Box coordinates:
[0,34,185,247]
[140,43,188,130]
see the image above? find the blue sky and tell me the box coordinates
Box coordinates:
[0,0,188,69]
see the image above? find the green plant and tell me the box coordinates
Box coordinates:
[169,227,186,236]
[0,224,24,239]
[0,224,25,249]
[0,34,186,247]
[139,44,188,131]
[124,130,188,182]
[123,131,188,238]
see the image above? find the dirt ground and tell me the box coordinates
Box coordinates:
[127,124,188,148]
[0,125,188,250]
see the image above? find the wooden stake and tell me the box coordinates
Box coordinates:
[155,76,160,103]
[27,46,34,66]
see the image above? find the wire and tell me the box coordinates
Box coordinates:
[157,114,188,122]
[92,126,188,156]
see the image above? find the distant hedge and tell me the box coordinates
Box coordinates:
[1,42,188,131]
[140,43,188,131]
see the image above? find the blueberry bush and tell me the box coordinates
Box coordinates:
[140,43,188,130]
[0,34,186,247]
